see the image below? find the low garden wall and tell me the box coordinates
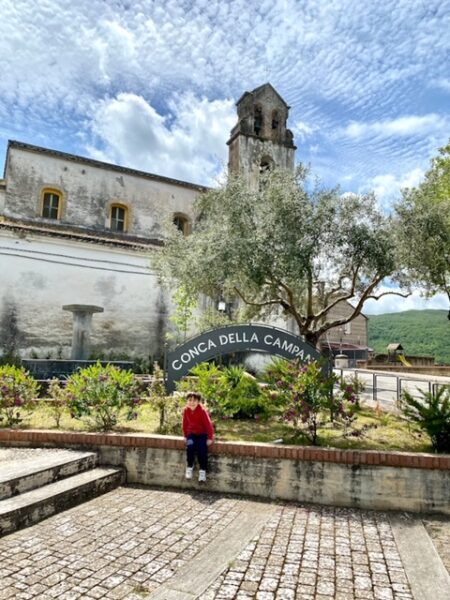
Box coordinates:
[0,429,449,515]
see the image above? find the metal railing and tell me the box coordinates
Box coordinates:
[334,368,449,412]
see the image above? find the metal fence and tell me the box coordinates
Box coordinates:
[334,368,449,413]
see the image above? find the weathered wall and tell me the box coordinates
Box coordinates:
[3,145,200,238]
[101,447,450,515]
[1,431,448,515]
[321,301,368,349]
[229,135,295,188]
[0,228,169,358]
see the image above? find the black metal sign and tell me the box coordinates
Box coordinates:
[165,324,324,392]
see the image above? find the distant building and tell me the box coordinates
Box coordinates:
[0,84,368,363]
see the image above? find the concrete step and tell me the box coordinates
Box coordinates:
[0,450,98,500]
[0,466,125,537]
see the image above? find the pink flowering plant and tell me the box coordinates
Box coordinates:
[66,363,143,431]
[0,365,39,427]
[263,359,362,445]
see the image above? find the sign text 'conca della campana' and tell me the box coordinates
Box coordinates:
[165,324,324,391]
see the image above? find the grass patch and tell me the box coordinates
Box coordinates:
[12,400,432,452]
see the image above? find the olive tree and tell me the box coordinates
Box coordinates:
[155,166,402,347]
[396,142,450,312]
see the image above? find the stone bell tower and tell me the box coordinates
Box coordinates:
[227,83,296,187]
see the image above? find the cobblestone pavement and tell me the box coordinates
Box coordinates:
[0,485,447,600]
[200,506,413,600]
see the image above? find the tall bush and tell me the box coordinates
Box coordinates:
[0,365,39,426]
[263,359,359,445]
[66,363,142,431]
[147,363,183,434]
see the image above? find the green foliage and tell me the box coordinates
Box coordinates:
[221,367,272,419]
[167,285,198,344]
[47,378,71,428]
[65,363,142,431]
[155,166,398,346]
[177,362,228,419]
[400,385,450,452]
[0,365,39,427]
[177,362,271,420]
[263,359,362,445]
[263,360,334,445]
[369,309,450,364]
[339,372,366,408]
[396,141,450,303]
[146,363,183,434]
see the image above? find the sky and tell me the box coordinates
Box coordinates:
[1,0,449,314]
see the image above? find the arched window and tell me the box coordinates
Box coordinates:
[110,204,128,232]
[259,155,274,174]
[173,214,190,237]
[254,105,263,136]
[40,188,63,219]
[271,110,279,130]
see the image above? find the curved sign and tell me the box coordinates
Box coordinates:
[166,324,324,392]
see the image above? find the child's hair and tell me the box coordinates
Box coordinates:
[186,391,202,402]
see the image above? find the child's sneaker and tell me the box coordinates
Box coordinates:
[198,470,206,483]
[185,467,193,480]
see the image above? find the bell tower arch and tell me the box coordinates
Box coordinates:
[227,83,296,187]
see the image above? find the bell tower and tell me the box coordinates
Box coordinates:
[227,83,296,187]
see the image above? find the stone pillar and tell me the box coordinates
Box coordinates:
[62,304,104,360]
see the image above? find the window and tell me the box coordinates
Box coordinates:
[173,214,190,237]
[110,204,128,232]
[41,189,63,219]
[254,105,263,136]
[259,155,274,174]
[271,110,279,130]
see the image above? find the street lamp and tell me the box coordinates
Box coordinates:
[217,299,227,313]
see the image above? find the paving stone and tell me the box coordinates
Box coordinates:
[3,485,447,599]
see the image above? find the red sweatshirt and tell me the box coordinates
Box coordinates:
[182,404,214,440]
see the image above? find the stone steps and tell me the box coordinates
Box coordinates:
[0,450,125,537]
[0,449,98,500]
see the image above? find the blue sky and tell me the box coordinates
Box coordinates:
[1,0,449,313]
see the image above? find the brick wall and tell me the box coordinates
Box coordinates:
[1,430,449,515]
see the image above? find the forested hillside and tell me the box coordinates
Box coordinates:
[368,309,450,365]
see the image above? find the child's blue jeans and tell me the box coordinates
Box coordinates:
[186,433,208,470]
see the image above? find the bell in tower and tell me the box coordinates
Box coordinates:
[227,83,296,187]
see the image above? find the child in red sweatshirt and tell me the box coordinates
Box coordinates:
[182,392,214,482]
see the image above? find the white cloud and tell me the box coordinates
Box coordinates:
[87,92,235,185]
[363,289,449,315]
[341,114,447,140]
[0,0,449,205]
[430,78,450,93]
[365,167,425,209]
[292,120,316,141]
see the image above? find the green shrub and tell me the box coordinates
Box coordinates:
[178,361,229,418]
[47,378,71,428]
[339,373,365,409]
[0,365,39,427]
[400,386,450,453]
[66,363,142,431]
[220,370,271,419]
[146,363,184,434]
[263,359,349,445]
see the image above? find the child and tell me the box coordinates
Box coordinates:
[182,392,214,482]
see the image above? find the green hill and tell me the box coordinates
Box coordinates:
[368,309,450,365]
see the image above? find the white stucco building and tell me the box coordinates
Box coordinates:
[0,84,368,366]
